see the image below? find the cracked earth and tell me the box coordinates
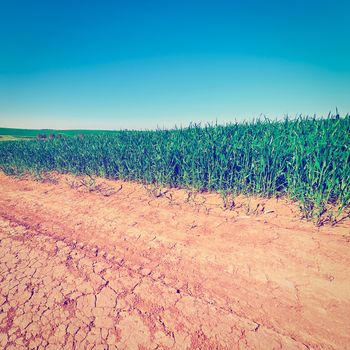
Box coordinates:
[0,173,349,349]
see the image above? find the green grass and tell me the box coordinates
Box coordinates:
[0,116,349,224]
[0,127,117,139]
[0,135,31,141]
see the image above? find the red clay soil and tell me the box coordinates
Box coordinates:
[0,172,349,350]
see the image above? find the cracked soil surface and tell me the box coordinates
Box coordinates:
[0,173,349,349]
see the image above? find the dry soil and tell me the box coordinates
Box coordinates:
[0,173,349,349]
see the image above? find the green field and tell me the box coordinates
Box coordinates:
[0,116,349,224]
[0,127,116,140]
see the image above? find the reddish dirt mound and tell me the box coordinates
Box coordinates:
[0,173,349,349]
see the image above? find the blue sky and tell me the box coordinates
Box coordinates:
[0,0,349,129]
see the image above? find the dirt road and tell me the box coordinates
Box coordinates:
[0,173,349,349]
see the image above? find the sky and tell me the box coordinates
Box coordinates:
[0,0,349,130]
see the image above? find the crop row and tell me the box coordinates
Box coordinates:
[0,116,349,223]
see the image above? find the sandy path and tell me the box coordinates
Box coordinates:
[0,173,349,349]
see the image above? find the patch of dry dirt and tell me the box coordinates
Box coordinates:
[0,173,349,349]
